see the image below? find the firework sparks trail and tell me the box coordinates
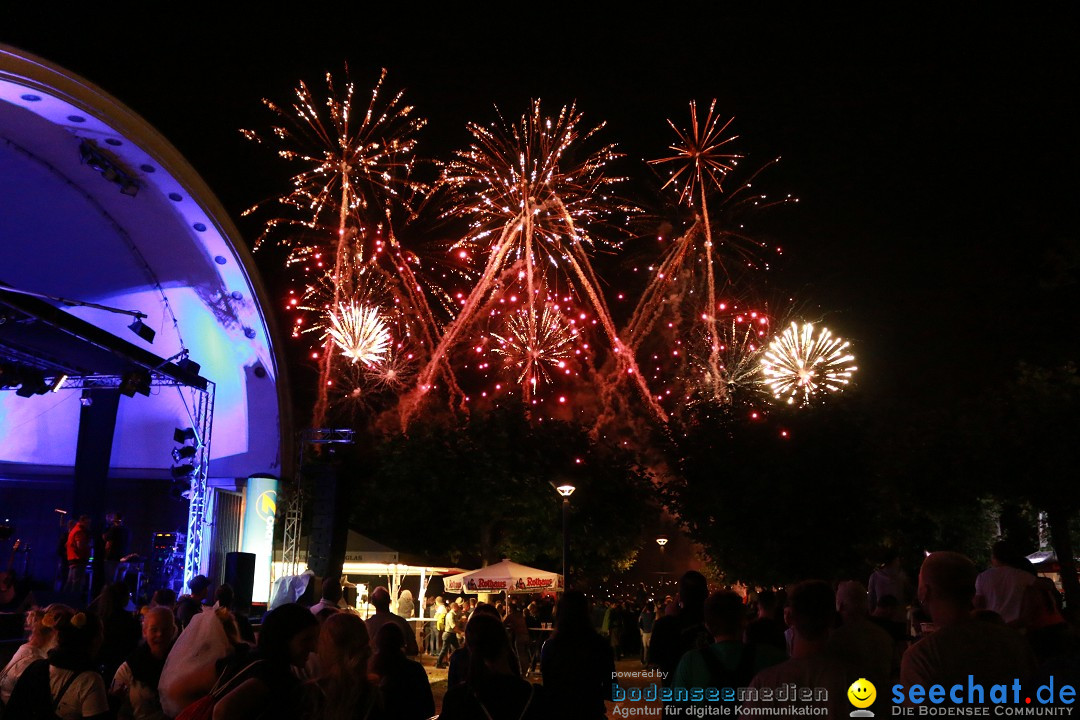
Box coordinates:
[491,303,578,402]
[760,322,857,405]
[242,69,457,425]
[400,101,665,426]
[627,101,795,405]
[652,101,740,401]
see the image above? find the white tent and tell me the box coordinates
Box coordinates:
[444,559,563,595]
[271,531,460,618]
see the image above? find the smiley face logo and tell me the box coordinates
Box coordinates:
[847,678,876,709]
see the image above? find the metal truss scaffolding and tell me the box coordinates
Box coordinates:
[181,381,215,590]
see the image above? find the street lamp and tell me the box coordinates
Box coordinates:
[656,535,669,552]
[554,483,576,588]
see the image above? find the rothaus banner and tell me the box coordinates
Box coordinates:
[465,575,559,593]
[242,474,278,603]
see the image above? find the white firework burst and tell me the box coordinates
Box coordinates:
[760,322,856,405]
[325,302,391,367]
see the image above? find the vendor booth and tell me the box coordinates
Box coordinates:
[272,531,461,619]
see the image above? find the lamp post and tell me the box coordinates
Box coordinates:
[656,535,669,552]
[555,483,576,588]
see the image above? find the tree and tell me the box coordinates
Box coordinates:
[663,399,879,587]
[967,363,1080,609]
[356,404,657,583]
[870,403,999,567]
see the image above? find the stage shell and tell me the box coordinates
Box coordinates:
[0,46,292,596]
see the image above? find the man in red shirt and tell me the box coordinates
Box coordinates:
[64,514,91,596]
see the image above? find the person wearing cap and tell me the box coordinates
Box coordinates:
[175,575,211,629]
[365,586,419,657]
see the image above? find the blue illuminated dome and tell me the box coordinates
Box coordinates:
[0,45,291,591]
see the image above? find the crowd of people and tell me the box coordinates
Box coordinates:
[2,540,1079,719]
[647,544,1080,716]
[419,588,615,719]
[422,595,556,673]
[0,574,438,720]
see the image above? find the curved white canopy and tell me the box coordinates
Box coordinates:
[0,45,290,481]
[443,559,563,595]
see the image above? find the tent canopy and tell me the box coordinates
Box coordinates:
[443,559,563,595]
[272,530,459,580]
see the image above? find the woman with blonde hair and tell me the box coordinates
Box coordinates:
[5,610,109,720]
[304,611,383,720]
[0,603,74,704]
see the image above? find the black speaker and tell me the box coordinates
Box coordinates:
[224,551,256,614]
[304,460,351,580]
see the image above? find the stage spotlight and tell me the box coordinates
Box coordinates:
[174,427,197,444]
[119,369,150,397]
[15,371,47,397]
[47,374,68,393]
[128,318,155,344]
[171,463,196,480]
[80,390,93,407]
[171,445,197,463]
[177,357,201,376]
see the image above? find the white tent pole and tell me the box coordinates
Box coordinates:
[418,567,428,619]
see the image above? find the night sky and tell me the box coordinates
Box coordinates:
[4,7,1075,412]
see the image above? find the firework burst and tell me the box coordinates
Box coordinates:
[760,322,857,405]
[687,309,772,403]
[634,300,777,420]
[651,100,741,206]
[330,342,419,420]
[363,342,418,393]
[325,302,391,367]
[243,69,457,426]
[626,103,795,407]
[400,100,664,425]
[241,68,425,261]
[491,304,579,400]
